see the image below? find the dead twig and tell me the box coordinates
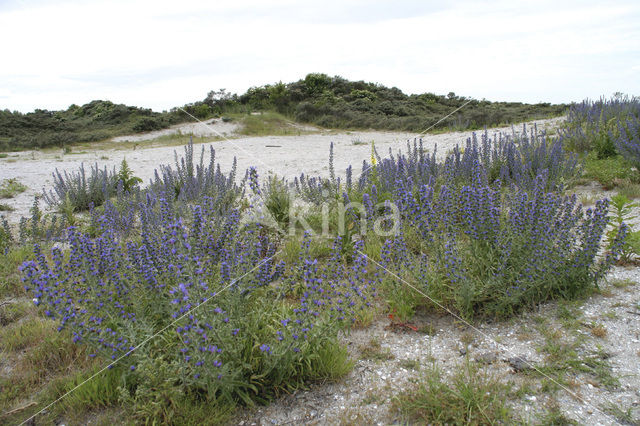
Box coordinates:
[2,401,37,417]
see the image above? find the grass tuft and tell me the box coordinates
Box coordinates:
[393,360,513,424]
[238,112,309,136]
[0,178,27,199]
[359,338,395,362]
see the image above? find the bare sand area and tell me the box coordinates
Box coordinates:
[0,117,563,222]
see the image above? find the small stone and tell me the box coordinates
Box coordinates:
[475,352,498,364]
[508,356,530,372]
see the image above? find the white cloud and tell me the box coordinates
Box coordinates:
[1,0,639,112]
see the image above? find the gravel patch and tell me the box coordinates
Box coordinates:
[234,266,640,425]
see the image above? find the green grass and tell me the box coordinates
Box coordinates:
[380,274,425,322]
[307,340,354,381]
[583,154,640,189]
[537,401,579,425]
[280,235,333,265]
[393,360,513,424]
[359,338,395,362]
[45,367,123,415]
[610,278,636,289]
[532,321,618,390]
[0,316,57,352]
[0,203,14,211]
[600,401,639,425]
[618,182,640,199]
[0,178,27,199]
[0,300,34,326]
[237,112,312,136]
[398,358,421,371]
[0,246,34,298]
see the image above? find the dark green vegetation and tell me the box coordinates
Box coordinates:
[1,74,566,151]
[0,100,187,151]
[215,73,566,131]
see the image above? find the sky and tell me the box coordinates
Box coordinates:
[1,0,639,113]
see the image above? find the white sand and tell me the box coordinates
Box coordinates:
[111,117,241,142]
[0,117,563,223]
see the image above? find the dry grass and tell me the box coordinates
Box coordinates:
[590,325,607,338]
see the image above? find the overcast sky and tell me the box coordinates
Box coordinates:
[1,0,639,112]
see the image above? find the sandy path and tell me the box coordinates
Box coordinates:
[0,118,563,223]
[111,117,240,142]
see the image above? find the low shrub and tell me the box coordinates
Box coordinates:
[0,178,27,198]
[607,194,640,264]
[263,174,291,229]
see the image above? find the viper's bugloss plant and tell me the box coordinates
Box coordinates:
[150,139,240,204]
[297,125,578,209]
[561,95,640,158]
[615,118,640,171]
[20,197,373,412]
[43,162,118,211]
[377,173,625,318]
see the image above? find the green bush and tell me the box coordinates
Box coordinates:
[264,174,291,228]
[584,154,640,189]
[132,116,164,132]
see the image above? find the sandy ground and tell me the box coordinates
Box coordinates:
[0,117,563,223]
[234,266,640,425]
[111,117,241,142]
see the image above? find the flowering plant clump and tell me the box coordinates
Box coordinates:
[20,192,376,407]
[615,117,640,171]
[150,140,240,203]
[560,95,640,158]
[295,125,579,212]
[357,126,578,195]
[379,173,627,318]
